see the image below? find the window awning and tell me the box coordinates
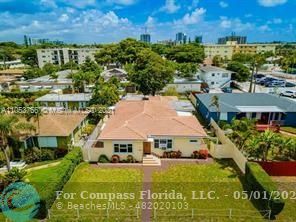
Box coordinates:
[236,106,285,113]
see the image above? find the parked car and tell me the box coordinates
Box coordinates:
[254,74,265,79]
[258,77,275,85]
[280,90,296,98]
[265,79,286,87]
[222,87,233,93]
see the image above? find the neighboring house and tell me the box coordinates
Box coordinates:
[0,69,24,78]
[88,96,207,162]
[17,70,76,92]
[0,60,26,69]
[35,93,92,109]
[198,65,233,89]
[194,93,296,126]
[101,68,127,82]
[25,113,88,149]
[37,48,100,68]
[164,78,202,93]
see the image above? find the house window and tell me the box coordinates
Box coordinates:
[211,82,215,85]
[211,73,215,77]
[190,139,198,143]
[154,139,172,150]
[222,73,229,78]
[114,144,133,153]
[95,141,104,148]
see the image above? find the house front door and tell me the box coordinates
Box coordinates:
[143,142,151,154]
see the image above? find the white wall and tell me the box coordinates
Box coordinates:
[200,71,231,89]
[209,119,247,173]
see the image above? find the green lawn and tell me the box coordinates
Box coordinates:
[152,161,265,221]
[49,163,143,221]
[273,177,296,222]
[281,126,296,135]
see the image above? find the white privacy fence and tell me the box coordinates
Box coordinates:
[209,119,248,174]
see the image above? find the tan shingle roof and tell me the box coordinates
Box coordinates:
[99,96,207,140]
[36,113,87,137]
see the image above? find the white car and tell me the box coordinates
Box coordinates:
[280,90,296,98]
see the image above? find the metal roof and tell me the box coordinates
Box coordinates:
[36,93,92,102]
[199,65,233,73]
[196,93,296,113]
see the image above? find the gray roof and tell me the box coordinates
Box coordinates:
[36,93,92,102]
[200,65,233,73]
[170,100,195,112]
[196,93,296,113]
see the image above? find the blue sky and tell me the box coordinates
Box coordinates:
[0,0,295,44]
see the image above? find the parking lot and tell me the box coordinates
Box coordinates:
[236,74,296,101]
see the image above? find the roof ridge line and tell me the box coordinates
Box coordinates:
[172,117,203,134]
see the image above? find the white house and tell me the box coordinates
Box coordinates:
[35,93,92,109]
[198,65,233,89]
[17,70,77,92]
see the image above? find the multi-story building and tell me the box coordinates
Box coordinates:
[204,41,278,60]
[218,33,247,44]
[176,32,187,44]
[140,34,151,43]
[37,48,100,68]
[198,65,234,89]
[194,36,203,44]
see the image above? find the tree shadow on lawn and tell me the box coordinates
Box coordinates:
[216,159,274,219]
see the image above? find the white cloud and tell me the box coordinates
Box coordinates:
[161,0,181,14]
[219,16,253,31]
[59,14,69,22]
[219,1,229,8]
[65,0,96,8]
[40,0,57,8]
[106,0,137,5]
[145,16,155,27]
[258,0,287,7]
[188,0,199,10]
[259,24,271,31]
[175,8,206,25]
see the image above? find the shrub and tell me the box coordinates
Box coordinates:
[162,151,182,159]
[192,150,209,159]
[98,155,110,163]
[24,147,41,163]
[111,155,120,163]
[245,162,285,218]
[198,149,209,159]
[41,149,55,161]
[3,168,27,186]
[127,155,135,163]
[36,147,82,218]
[55,148,68,159]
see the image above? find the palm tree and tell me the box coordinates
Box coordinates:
[257,130,277,161]
[249,53,266,93]
[24,104,42,135]
[0,115,35,171]
[210,95,220,123]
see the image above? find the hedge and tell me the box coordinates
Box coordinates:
[245,162,285,218]
[36,147,83,218]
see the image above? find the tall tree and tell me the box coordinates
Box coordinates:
[128,48,175,96]
[249,54,266,93]
[227,61,250,82]
[0,115,35,171]
[210,95,220,123]
[21,48,38,67]
[167,44,205,63]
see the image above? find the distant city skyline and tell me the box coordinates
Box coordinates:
[0,0,295,44]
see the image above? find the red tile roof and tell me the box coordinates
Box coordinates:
[99,96,207,140]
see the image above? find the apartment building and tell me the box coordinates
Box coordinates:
[204,41,278,60]
[37,48,100,68]
[198,65,234,89]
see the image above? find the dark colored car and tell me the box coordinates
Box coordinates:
[222,87,233,93]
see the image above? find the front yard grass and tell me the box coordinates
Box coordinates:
[49,163,143,221]
[281,126,296,135]
[152,160,264,221]
[273,177,296,221]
